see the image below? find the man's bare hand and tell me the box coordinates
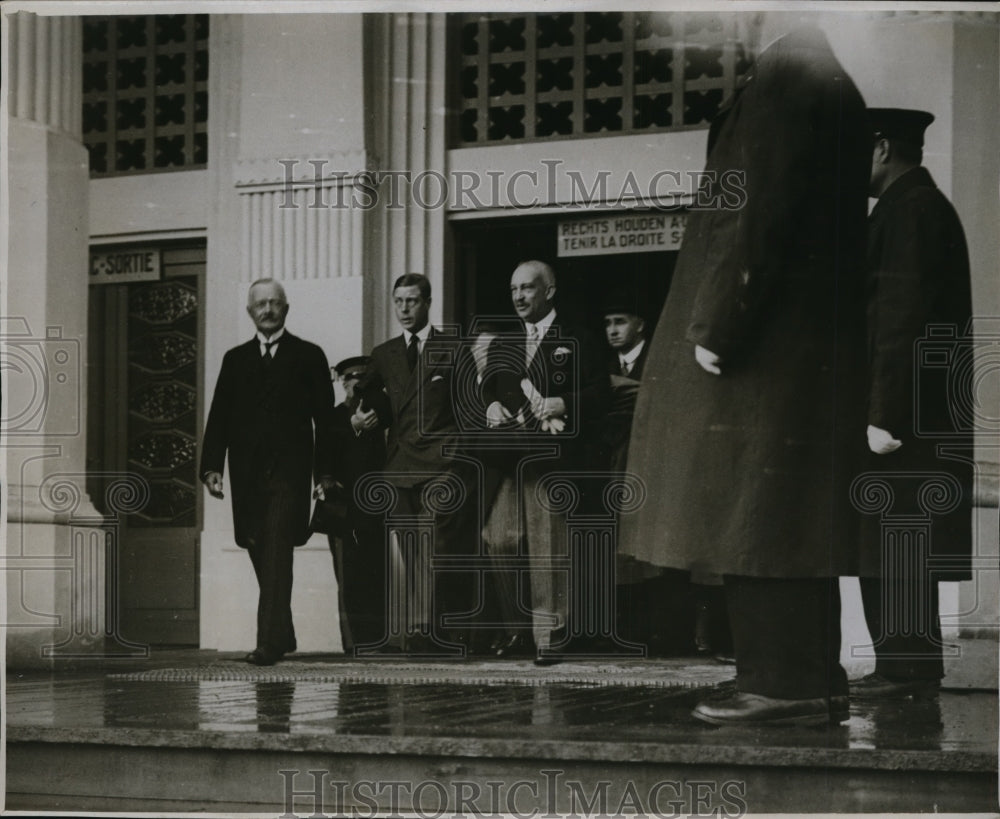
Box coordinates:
[351,406,379,433]
[313,476,343,501]
[534,396,566,420]
[202,471,224,499]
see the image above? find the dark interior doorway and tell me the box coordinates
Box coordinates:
[453,212,680,339]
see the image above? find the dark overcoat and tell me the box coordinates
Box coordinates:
[200,332,337,548]
[618,28,872,578]
[861,166,974,580]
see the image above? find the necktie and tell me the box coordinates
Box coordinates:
[525,323,539,367]
[621,358,630,376]
[406,334,419,373]
[262,340,276,363]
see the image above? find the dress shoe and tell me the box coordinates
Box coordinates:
[245,648,283,666]
[494,633,532,659]
[850,672,940,700]
[534,628,571,666]
[693,692,849,726]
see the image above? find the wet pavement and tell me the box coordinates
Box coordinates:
[6,650,996,762]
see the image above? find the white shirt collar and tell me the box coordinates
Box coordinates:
[526,308,556,338]
[619,338,645,367]
[403,323,432,347]
[256,327,285,350]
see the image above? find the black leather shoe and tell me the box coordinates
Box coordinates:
[245,648,283,666]
[850,673,940,700]
[495,633,532,658]
[693,692,849,726]
[533,651,564,667]
[534,627,571,666]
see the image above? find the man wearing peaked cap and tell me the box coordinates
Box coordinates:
[853,107,974,699]
[869,108,935,149]
[319,355,389,653]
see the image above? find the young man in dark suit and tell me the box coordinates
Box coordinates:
[353,273,476,654]
[201,278,337,666]
[481,260,608,664]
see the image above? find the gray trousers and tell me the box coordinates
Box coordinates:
[482,465,568,649]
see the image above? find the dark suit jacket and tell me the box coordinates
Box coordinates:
[361,327,466,489]
[601,340,649,471]
[608,340,649,380]
[480,315,609,472]
[200,332,336,548]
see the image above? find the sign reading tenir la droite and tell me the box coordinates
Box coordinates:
[558,213,687,257]
[89,247,161,285]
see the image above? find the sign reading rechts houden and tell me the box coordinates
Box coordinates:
[558,213,687,257]
[89,248,161,284]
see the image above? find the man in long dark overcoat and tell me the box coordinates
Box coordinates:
[201,278,337,665]
[618,23,871,724]
[852,108,974,698]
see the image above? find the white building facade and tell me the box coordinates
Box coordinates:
[4,8,998,665]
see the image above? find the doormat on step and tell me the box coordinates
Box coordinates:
[109,657,736,689]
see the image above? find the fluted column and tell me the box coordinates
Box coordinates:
[364,13,449,348]
[8,12,83,136]
[4,12,103,668]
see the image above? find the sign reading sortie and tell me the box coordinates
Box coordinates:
[557,213,687,257]
[89,248,161,285]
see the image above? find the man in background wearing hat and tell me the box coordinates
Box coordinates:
[854,108,974,698]
[321,356,389,653]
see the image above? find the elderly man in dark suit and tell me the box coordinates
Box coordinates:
[481,260,608,664]
[354,273,476,654]
[853,108,974,699]
[201,278,337,666]
[619,21,871,724]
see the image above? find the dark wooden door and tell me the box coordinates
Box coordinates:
[87,243,204,645]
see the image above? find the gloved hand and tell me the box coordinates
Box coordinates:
[867,424,902,455]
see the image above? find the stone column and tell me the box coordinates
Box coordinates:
[4,12,108,667]
[363,13,449,346]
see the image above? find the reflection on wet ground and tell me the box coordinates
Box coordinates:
[6,654,996,759]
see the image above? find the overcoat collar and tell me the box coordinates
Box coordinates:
[871,166,935,220]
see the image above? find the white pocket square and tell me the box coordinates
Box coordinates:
[553,346,573,357]
[430,374,445,382]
